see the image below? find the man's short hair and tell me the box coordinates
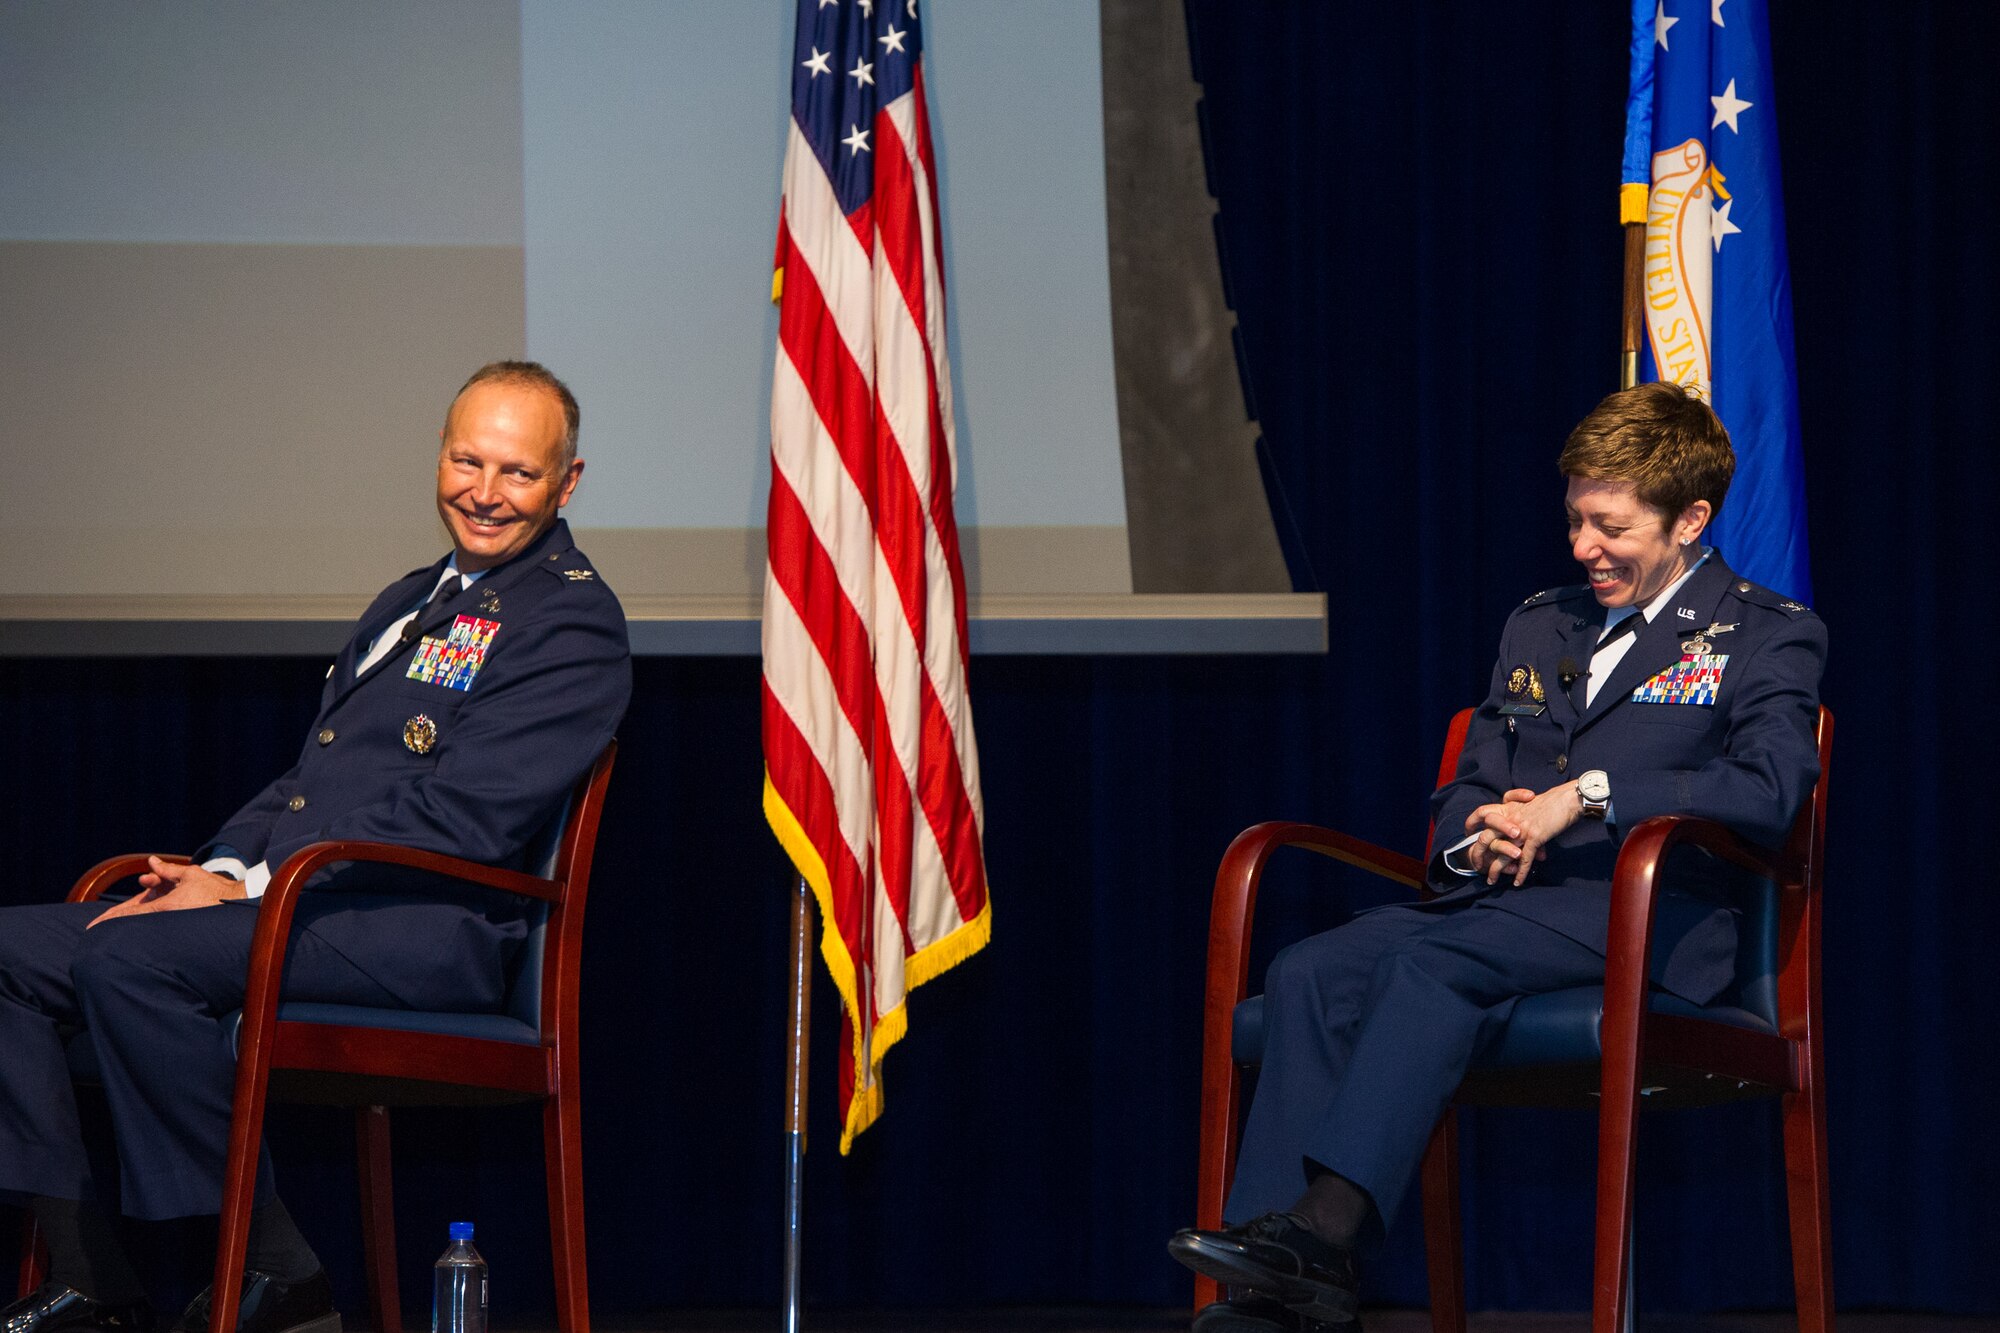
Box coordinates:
[1559,381,1735,525]
[449,361,581,471]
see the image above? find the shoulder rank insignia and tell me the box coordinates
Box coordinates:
[1779,599,1808,613]
[406,614,500,691]
[562,568,596,581]
[1499,662,1548,717]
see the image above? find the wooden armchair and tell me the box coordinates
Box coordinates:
[1194,710,1833,1333]
[20,740,617,1333]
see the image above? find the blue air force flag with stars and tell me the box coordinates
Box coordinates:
[1623,0,1811,602]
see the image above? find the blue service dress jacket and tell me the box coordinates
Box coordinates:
[0,517,630,1219]
[1425,554,1825,1003]
[200,515,632,1006]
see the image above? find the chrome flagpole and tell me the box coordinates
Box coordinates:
[782,874,813,1333]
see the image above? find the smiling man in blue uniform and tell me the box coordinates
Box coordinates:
[1168,382,1825,1332]
[0,362,631,1333]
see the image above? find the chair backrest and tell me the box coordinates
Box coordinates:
[1423,706,1832,1026]
[1422,709,1478,863]
[500,741,618,1035]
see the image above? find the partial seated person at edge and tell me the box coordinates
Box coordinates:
[1168,381,1825,1332]
[0,362,630,1333]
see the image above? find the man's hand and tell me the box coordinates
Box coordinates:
[87,857,248,928]
[1462,783,1582,887]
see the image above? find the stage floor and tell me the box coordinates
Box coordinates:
[598,1312,2000,1332]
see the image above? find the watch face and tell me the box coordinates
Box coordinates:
[1579,771,1610,802]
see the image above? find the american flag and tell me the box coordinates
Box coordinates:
[761,0,990,1152]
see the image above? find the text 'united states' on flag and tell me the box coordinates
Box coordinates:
[1625,0,1811,601]
[761,0,990,1153]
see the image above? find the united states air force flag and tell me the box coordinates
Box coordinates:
[1624,0,1811,602]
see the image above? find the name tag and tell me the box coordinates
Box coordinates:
[1632,652,1727,705]
[406,615,501,691]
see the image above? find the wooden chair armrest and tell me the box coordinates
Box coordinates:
[1627,813,1793,890]
[66,841,561,908]
[67,854,193,903]
[1209,821,1424,1012]
[262,840,564,910]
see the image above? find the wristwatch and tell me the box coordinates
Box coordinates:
[1577,769,1611,819]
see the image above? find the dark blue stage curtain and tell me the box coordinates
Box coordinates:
[4,0,1994,1318]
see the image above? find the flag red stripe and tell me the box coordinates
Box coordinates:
[917,676,988,920]
[844,199,873,271]
[762,678,874,1010]
[911,67,947,309]
[765,467,877,762]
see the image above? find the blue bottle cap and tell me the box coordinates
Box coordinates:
[449,1222,475,1241]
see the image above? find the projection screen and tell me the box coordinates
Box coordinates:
[0,0,1321,654]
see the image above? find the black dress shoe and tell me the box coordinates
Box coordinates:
[1169,1212,1359,1324]
[1191,1291,1357,1333]
[2,1283,155,1333]
[172,1271,337,1333]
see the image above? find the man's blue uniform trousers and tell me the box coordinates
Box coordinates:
[0,896,504,1221]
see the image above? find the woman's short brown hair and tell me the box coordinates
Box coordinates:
[1559,381,1735,525]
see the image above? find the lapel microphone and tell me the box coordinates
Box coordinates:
[1557,657,1582,692]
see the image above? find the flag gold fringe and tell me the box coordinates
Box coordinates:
[1619,181,1649,225]
[763,771,993,1153]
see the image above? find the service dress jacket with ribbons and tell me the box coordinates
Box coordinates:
[1426,555,1825,1003]
[200,517,631,1007]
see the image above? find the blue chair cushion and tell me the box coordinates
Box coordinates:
[263,1002,540,1046]
[1231,985,1773,1069]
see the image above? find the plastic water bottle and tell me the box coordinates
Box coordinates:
[432,1222,488,1333]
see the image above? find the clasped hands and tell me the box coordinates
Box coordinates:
[87,857,247,928]
[1462,781,1582,887]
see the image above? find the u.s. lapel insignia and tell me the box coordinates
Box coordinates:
[1499,663,1548,717]
[403,714,438,754]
